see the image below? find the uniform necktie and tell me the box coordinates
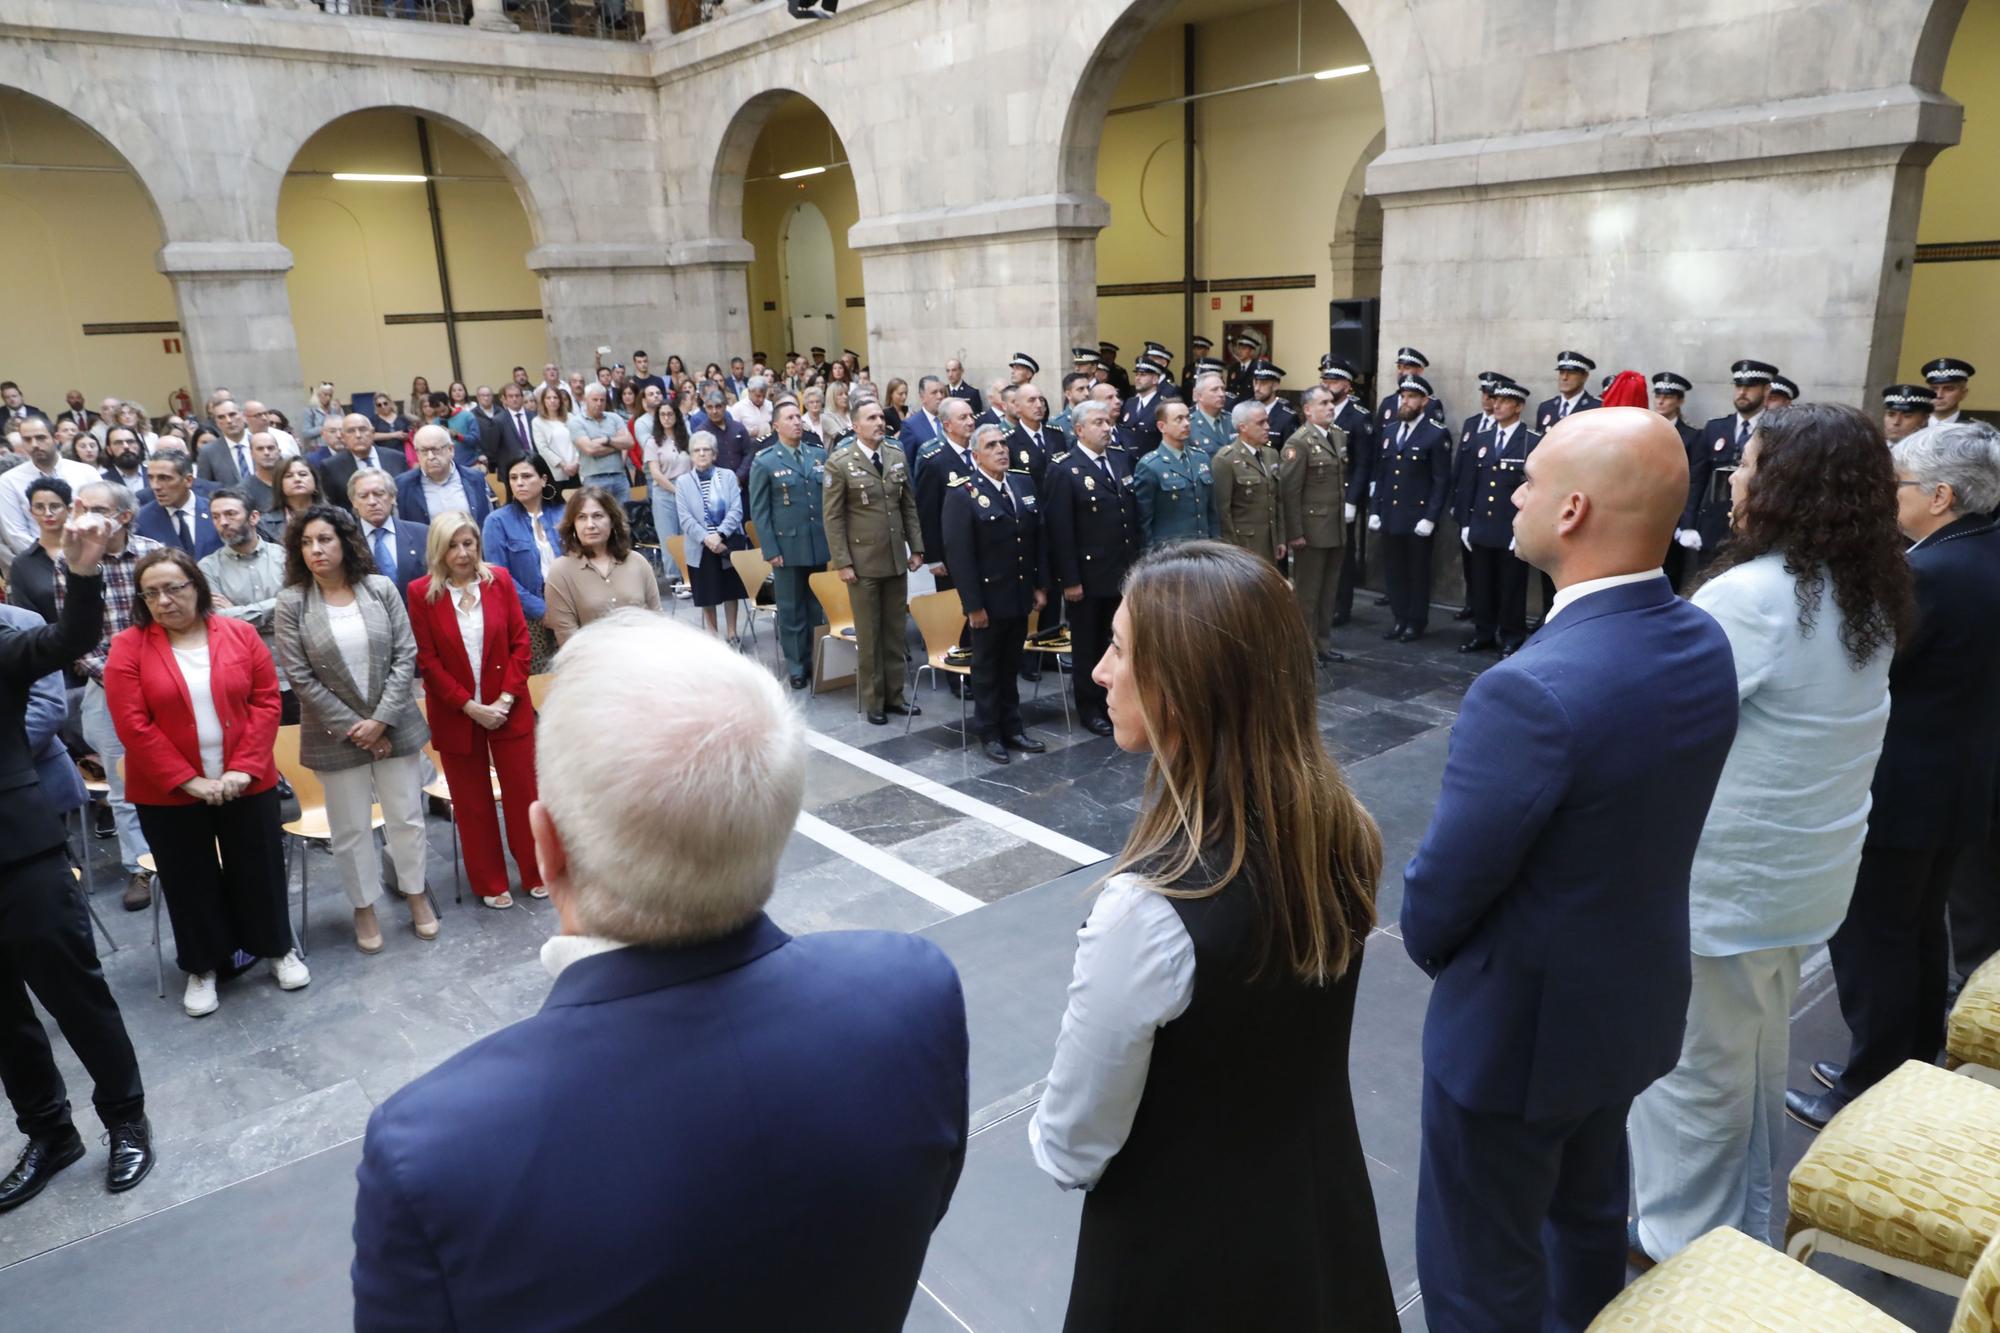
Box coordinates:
[175,509,193,551]
[869,451,882,475]
[1559,399,1571,419]
[372,525,393,576]
[1398,424,1411,448]
[1735,418,1751,448]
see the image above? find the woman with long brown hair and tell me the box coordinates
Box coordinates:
[1031,540,1396,1331]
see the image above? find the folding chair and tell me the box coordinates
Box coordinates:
[272,725,381,958]
[907,591,972,751]
[728,545,776,647]
[1021,609,1074,734]
[806,570,862,708]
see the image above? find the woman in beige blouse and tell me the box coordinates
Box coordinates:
[818,381,852,446]
[543,485,661,645]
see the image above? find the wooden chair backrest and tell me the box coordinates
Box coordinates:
[908,590,968,668]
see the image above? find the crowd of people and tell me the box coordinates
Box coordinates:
[1,342,1997,1331]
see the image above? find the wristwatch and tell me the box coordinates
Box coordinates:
[497,693,515,709]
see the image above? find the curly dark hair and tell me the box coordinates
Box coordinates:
[282,503,379,589]
[1697,402,1914,668]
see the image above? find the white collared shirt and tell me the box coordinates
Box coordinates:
[422,468,472,521]
[540,933,632,979]
[1544,570,1667,624]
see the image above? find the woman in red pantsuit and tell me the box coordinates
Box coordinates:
[406,512,542,908]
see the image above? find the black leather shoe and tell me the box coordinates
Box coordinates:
[1784,1087,1844,1132]
[1002,733,1047,754]
[1398,627,1424,643]
[1084,716,1115,737]
[789,675,808,690]
[1373,594,1391,607]
[0,1130,84,1212]
[866,710,888,725]
[1811,1059,1843,1091]
[1453,606,1474,621]
[982,739,1011,764]
[1316,650,1347,665]
[93,803,116,838]
[1381,624,1404,640]
[886,701,921,717]
[1459,636,1497,654]
[104,1118,153,1194]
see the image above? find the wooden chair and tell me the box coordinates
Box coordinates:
[806,570,861,707]
[1021,608,1073,733]
[527,672,555,710]
[272,724,382,958]
[907,591,972,749]
[728,545,775,646]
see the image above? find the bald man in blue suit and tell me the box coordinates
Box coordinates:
[1403,406,1739,1332]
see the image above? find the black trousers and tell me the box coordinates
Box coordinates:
[1066,594,1118,723]
[1467,543,1531,647]
[970,615,1027,740]
[1333,498,1368,617]
[1379,531,1434,632]
[135,787,292,976]
[1458,538,1474,610]
[280,688,301,727]
[1827,841,1956,1102]
[0,848,145,1140]
[1949,790,2000,981]
[935,569,971,650]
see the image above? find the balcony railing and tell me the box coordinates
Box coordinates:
[234,0,655,40]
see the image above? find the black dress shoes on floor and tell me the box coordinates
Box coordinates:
[0,1130,84,1212]
[1784,1086,1846,1132]
[1084,716,1115,737]
[1810,1059,1844,1091]
[982,739,1011,764]
[1454,606,1475,621]
[1397,627,1424,643]
[1381,623,1405,640]
[866,710,888,725]
[105,1118,153,1193]
[1459,636,1497,654]
[789,675,808,690]
[1003,733,1047,754]
[887,701,921,717]
[1316,650,1347,665]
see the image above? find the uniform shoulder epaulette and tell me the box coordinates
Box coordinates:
[1050,449,1071,463]
[1007,466,1032,475]
[946,473,969,487]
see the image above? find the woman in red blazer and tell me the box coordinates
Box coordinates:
[407,511,542,907]
[106,549,305,1018]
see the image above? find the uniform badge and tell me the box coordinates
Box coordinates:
[947,470,961,484]
[1284,447,1296,460]
[1019,449,1030,465]
[1477,447,1487,459]
[1713,440,1725,452]
[1084,476,1095,490]
[977,493,992,509]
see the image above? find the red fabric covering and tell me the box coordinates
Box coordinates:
[1600,371,1650,409]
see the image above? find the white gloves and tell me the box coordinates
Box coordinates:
[1368,482,1377,498]
[1367,513,1382,532]
[1675,529,1702,550]
[1415,519,1435,538]
[1508,537,1517,553]
[1460,528,1472,551]
[1344,503,1357,523]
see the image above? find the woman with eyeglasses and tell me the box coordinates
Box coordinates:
[10,477,75,629]
[674,431,748,646]
[105,549,305,1017]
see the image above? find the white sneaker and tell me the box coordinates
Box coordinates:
[184,971,219,1018]
[271,950,311,991]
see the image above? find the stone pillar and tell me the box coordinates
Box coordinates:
[664,240,756,369]
[468,0,519,33]
[156,242,305,422]
[527,241,742,374]
[640,0,669,39]
[849,193,1109,390]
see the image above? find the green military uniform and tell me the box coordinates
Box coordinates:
[1278,421,1349,652]
[1133,442,1218,551]
[1211,435,1286,562]
[1190,408,1231,458]
[1050,406,1075,446]
[748,437,831,683]
[823,438,923,714]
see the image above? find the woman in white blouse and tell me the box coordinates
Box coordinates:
[818,381,851,446]
[1629,402,1914,1264]
[532,383,581,495]
[1030,541,1396,1331]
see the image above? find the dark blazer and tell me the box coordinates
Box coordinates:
[914,437,975,566]
[0,572,102,867]
[940,469,1050,619]
[1120,391,1167,456]
[1454,424,1538,549]
[1373,419,1453,534]
[0,602,85,814]
[100,466,152,505]
[944,380,984,415]
[1866,515,2000,850]
[899,407,941,450]
[6,545,59,626]
[358,517,431,594]
[1333,397,1375,505]
[406,569,534,757]
[102,615,282,806]
[1006,423,1061,488]
[1043,443,1139,597]
[351,916,969,1332]
[1682,414,1751,552]
[132,493,223,557]
[490,408,538,476]
[394,464,493,527]
[195,438,247,486]
[1402,577,1738,1120]
[1532,392,1601,434]
[322,449,411,513]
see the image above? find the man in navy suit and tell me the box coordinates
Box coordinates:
[1403,407,1739,1332]
[352,614,968,1331]
[132,454,221,556]
[490,382,537,478]
[347,469,430,594]
[395,425,492,527]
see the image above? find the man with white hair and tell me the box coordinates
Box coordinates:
[728,375,773,440]
[567,384,629,502]
[394,424,491,527]
[351,612,969,1329]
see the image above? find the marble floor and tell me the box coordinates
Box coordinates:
[0,585,1963,1331]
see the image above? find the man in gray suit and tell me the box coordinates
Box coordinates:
[197,401,255,487]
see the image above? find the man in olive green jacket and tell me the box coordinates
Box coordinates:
[1280,386,1350,664]
[823,399,925,723]
[1211,400,1287,564]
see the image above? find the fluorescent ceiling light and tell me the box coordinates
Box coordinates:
[332,172,428,183]
[1314,63,1370,80]
[778,166,828,180]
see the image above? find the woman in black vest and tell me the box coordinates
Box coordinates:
[1032,539,1396,1332]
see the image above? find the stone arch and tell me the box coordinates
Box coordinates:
[1330,128,1386,299]
[706,88,869,241]
[0,72,180,241]
[1912,0,1971,90]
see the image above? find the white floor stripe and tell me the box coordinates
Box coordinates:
[916,1280,978,1333]
[805,730,1110,865]
[793,811,985,916]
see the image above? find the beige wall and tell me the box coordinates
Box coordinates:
[0,90,185,413]
[1093,0,1384,378]
[741,98,866,368]
[1900,0,1997,409]
[280,110,543,407]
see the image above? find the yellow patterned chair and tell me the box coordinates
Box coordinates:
[1590,1224,2000,1331]
[1950,954,2000,1087]
[1786,1060,2000,1298]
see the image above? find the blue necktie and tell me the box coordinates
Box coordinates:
[235,444,249,480]
[175,510,193,551]
[372,525,392,577]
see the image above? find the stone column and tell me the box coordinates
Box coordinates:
[640,0,670,39]
[468,0,519,33]
[527,241,737,374]
[849,193,1109,390]
[156,242,305,421]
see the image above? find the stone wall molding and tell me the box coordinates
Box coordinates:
[848,194,1114,257]
[155,241,295,278]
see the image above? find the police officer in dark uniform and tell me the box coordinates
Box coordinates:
[1452,372,1504,620]
[1922,357,1976,427]
[1180,336,1213,399]
[1247,360,1298,445]
[916,398,981,679]
[1141,343,1179,398]
[1882,382,1936,445]
[1455,378,1538,654]
[1765,373,1798,411]
[1377,347,1447,433]
[941,422,1051,764]
[1366,373,1452,641]
[1043,398,1138,737]
[1225,331,1262,401]
[1649,371,1702,591]
[1008,383,1062,489]
[1098,343,1132,398]
[1323,355,1375,625]
[1534,350,1601,432]
[1678,358,1777,570]
[1122,356,1171,457]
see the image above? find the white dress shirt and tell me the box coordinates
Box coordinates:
[541,933,631,979]
[452,579,485,695]
[729,396,772,439]
[1543,569,1667,624]
[170,639,227,779]
[1029,876,1196,1191]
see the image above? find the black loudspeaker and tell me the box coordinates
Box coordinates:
[1328,298,1379,378]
